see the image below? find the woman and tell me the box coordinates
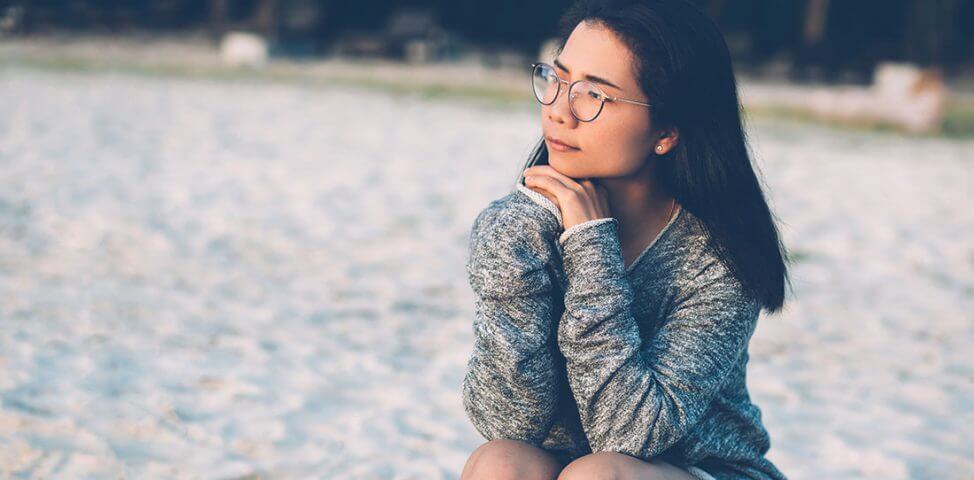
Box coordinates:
[460,0,791,479]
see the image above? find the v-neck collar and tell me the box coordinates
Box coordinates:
[624,204,683,274]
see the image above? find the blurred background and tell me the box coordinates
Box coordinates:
[0,1,971,478]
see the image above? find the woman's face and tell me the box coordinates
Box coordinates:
[542,21,657,179]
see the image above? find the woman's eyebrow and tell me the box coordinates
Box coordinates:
[553,58,622,90]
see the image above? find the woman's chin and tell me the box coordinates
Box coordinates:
[547,156,587,178]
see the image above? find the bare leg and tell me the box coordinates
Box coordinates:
[461,439,567,480]
[557,451,702,480]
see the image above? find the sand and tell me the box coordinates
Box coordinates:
[0,67,971,479]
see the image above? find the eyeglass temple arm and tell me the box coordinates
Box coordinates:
[612,97,652,108]
[534,62,652,108]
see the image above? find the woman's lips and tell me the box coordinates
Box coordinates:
[546,137,580,152]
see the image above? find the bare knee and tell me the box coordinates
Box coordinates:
[461,439,563,480]
[557,452,625,480]
[557,452,694,480]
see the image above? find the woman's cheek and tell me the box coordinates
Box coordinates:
[594,126,629,175]
[599,143,633,176]
[617,132,653,174]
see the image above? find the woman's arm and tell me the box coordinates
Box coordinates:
[461,191,565,446]
[556,219,761,460]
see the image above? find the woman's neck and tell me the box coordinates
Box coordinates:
[599,161,676,245]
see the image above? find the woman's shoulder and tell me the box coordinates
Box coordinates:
[664,209,756,306]
[471,183,563,240]
[651,207,713,269]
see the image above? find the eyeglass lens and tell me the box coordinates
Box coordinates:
[532,63,605,122]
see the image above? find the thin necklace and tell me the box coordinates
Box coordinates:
[624,197,679,272]
[664,197,677,225]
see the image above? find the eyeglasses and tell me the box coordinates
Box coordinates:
[531,62,652,122]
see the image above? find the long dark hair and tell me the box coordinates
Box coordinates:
[520,0,791,312]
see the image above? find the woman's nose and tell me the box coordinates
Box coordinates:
[547,86,577,126]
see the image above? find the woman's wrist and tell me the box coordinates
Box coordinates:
[559,217,616,246]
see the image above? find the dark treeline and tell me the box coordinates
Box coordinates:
[3,0,972,78]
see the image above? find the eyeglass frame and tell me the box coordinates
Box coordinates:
[530,62,653,122]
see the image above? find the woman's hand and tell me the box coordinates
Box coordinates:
[523,165,611,230]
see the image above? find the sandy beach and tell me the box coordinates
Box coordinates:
[0,67,971,478]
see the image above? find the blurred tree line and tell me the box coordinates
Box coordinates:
[2,0,971,80]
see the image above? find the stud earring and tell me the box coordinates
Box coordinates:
[656,145,663,153]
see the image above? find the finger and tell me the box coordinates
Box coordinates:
[524,165,584,193]
[526,184,560,206]
[526,174,597,222]
[524,174,575,205]
[579,178,596,196]
[591,180,609,213]
[580,179,596,203]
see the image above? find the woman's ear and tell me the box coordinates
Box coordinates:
[654,127,680,155]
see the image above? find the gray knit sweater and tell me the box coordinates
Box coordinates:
[461,181,787,480]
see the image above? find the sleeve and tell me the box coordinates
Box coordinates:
[555,219,761,459]
[460,196,566,446]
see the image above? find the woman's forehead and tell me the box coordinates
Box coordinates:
[559,21,638,91]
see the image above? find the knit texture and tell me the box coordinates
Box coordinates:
[461,182,787,480]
